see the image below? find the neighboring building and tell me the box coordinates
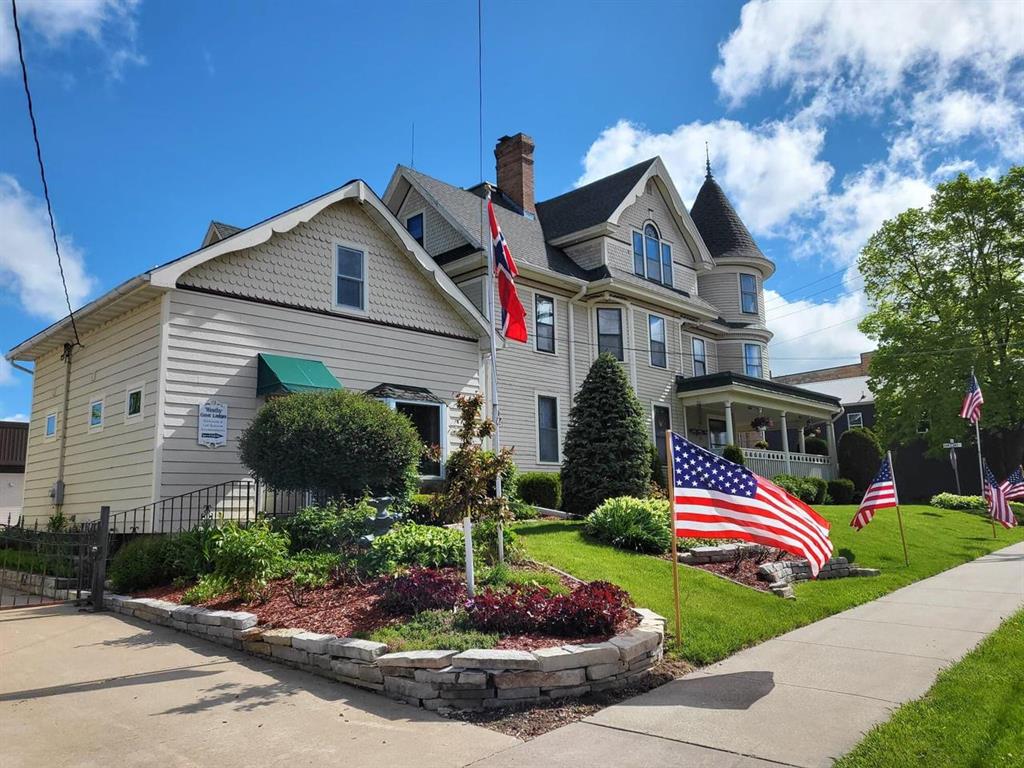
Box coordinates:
[7,133,841,525]
[775,352,973,500]
[0,421,28,524]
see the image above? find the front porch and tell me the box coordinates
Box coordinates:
[675,371,844,480]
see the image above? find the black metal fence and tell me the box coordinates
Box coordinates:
[0,519,96,609]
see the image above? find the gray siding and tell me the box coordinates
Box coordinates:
[718,339,770,378]
[564,238,604,271]
[395,186,468,257]
[697,268,767,327]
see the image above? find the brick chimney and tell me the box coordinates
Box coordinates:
[494,133,535,214]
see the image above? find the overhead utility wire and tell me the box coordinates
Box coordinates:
[11,0,80,346]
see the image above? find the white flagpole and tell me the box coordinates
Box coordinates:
[483,193,505,564]
[970,367,995,539]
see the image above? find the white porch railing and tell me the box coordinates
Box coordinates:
[742,448,835,480]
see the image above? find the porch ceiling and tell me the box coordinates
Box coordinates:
[676,372,842,419]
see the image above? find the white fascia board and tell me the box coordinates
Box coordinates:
[585,277,718,321]
[677,384,841,417]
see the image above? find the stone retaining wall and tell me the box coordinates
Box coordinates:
[1,569,80,600]
[103,594,666,713]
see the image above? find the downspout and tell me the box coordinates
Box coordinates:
[54,342,74,510]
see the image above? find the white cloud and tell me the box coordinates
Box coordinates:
[0,174,95,320]
[765,285,872,375]
[577,118,833,234]
[909,91,1024,162]
[0,358,11,386]
[1,413,29,422]
[714,0,1024,108]
[0,0,144,78]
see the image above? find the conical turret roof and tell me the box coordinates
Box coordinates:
[689,172,768,263]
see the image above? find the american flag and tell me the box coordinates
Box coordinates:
[1001,465,1024,502]
[850,452,899,530]
[670,432,834,576]
[959,373,984,424]
[983,462,1016,529]
[487,197,527,343]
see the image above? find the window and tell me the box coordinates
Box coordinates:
[126,386,143,421]
[596,308,624,361]
[335,244,366,311]
[89,399,104,430]
[653,405,671,466]
[847,412,863,429]
[632,223,672,286]
[535,294,555,353]
[406,213,424,246]
[648,315,666,368]
[740,273,758,314]
[45,413,57,438]
[537,396,559,463]
[709,418,728,452]
[692,337,707,377]
[744,344,763,378]
[395,402,442,475]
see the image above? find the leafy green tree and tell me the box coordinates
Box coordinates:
[561,353,651,516]
[858,167,1024,475]
[837,427,883,496]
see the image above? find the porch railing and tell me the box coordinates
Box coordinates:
[742,449,835,481]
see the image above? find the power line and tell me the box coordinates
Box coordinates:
[765,287,865,323]
[768,314,869,347]
[763,265,854,308]
[11,0,80,347]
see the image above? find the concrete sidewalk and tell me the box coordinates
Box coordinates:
[0,603,517,768]
[474,541,1024,768]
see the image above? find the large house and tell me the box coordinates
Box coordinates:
[7,133,841,524]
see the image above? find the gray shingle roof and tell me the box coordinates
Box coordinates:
[689,174,768,263]
[209,221,242,240]
[534,159,657,241]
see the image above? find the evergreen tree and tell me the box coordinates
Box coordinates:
[838,426,883,496]
[561,353,652,516]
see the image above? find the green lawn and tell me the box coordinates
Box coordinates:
[835,609,1024,768]
[514,505,1024,665]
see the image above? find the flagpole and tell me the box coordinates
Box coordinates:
[977,420,997,539]
[484,193,505,564]
[665,431,682,651]
[889,450,909,566]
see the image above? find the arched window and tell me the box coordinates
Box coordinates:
[632,221,673,287]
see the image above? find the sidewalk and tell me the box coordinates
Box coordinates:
[474,541,1024,768]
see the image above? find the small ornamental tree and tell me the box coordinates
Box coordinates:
[561,353,651,516]
[238,390,421,503]
[838,426,884,496]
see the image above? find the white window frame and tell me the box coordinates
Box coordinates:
[88,397,105,432]
[648,314,667,369]
[846,412,864,429]
[405,210,426,248]
[333,241,369,316]
[743,343,763,378]
[44,412,58,440]
[631,221,673,287]
[534,292,556,355]
[535,392,561,465]
[652,403,672,465]
[691,335,708,377]
[384,398,448,479]
[595,306,625,362]
[124,383,145,424]
[739,273,759,315]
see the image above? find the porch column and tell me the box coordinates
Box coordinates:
[826,420,838,470]
[780,411,792,474]
[724,400,734,446]
[798,426,806,454]
[681,404,688,437]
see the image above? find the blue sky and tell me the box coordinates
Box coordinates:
[1,0,1022,419]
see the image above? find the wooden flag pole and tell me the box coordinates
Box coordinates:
[889,451,910,566]
[970,368,996,539]
[665,431,682,651]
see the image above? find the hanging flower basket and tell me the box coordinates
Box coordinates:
[750,416,774,431]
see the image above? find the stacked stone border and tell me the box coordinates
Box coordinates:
[103,594,666,713]
[678,544,880,599]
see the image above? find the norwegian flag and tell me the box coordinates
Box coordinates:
[850,453,899,530]
[487,197,527,343]
[959,372,984,424]
[1002,465,1024,501]
[983,462,1016,529]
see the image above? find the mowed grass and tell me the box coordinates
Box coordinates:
[514,505,1024,665]
[834,609,1024,768]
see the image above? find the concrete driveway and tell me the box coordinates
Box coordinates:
[0,604,518,768]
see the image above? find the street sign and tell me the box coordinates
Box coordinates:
[944,440,962,493]
[943,440,963,449]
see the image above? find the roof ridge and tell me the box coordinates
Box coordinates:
[536,157,657,207]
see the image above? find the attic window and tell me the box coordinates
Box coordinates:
[406,212,424,247]
[632,223,673,288]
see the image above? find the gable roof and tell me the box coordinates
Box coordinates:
[690,172,773,274]
[202,220,243,247]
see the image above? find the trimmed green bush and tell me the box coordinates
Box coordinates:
[213,521,289,600]
[109,536,172,592]
[722,445,745,466]
[517,472,562,509]
[805,436,829,456]
[772,474,820,504]
[272,500,374,553]
[805,476,829,504]
[368,522,463,572]
[163,525,221,584]
[838,427,883,495]
[584,496,671,554]
[238,390,421,504]
[562,354,652,516]
[828,478,856,504]
[930,493,1024,517]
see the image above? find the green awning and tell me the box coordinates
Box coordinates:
[257,353,342,396]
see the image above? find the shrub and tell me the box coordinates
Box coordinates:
[517,472,562,509]
[930,492,984,510]
[238,390,421,504]
[838,427,883,495]
[466,584,553,634]
[828,478,856,504]
[163,525,221,583]
[377,567,465,615]
[274,500,374,553]
[722,445,745,466]
[368,522,463,572]
[805,436,829,456]
[182,573,230,604]
[754,440,769,449]
[562,353,651,516]
[369,610,497,652]
[543,581,632,636]
[404,493,446,524]
[285,551,344,589]
[478,564,569,595]
[473,518,522,565]
[213,521,289,600]
[804,476,829,504]
[772,474,819,504]
[584,496,671,554]
[109,536,172,592]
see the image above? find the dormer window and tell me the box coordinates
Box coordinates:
[632,222,673,287]
[406,212,424,247]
